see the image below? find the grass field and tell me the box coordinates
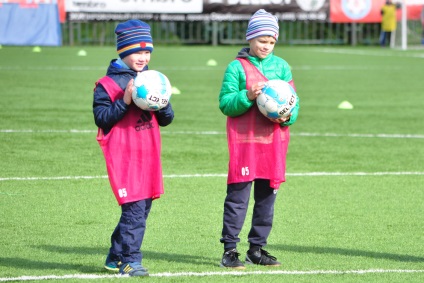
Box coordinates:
[0,45,424,282]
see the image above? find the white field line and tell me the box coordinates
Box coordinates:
[1,129,424,139]
[1,172,424,182]
[0,66,224,71]
[1,269,424,281]
[312,48,424,58]
[0,65,417,71]
[292,65,403,70]
[0,129,97,133]
[293,132,424,139]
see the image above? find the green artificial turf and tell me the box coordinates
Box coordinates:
[0,45,423,282]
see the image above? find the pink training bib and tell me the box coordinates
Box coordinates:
[226,58,290,189]
[96,76,164,205]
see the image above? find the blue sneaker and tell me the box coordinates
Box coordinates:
[104,254,121,272]
[119,262,149,277]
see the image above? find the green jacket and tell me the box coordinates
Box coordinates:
[219,48,299,126]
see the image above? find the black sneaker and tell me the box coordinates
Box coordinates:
[220,248,246,269]
[246,249,281,266]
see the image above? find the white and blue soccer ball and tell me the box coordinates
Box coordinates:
[132,70,172,111]
[256,79,298,119]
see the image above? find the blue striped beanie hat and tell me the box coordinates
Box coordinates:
[246,9,279,41]
[115,20,153,59]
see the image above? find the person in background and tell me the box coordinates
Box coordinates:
[380,0,400,47]
[217,9,300,269]
[93,19,174,277]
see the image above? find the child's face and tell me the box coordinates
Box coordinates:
[248,36,276,59]
[122,50,151,72]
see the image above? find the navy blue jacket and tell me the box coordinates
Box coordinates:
[93,59,174,135]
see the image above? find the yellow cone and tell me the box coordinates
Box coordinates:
[171,87,181,95]
[77,49,87,56]
[338,101,353,109]
[207,59,217,66]
[32,46,41,53]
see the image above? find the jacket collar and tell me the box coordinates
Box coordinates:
[236,47,273,64]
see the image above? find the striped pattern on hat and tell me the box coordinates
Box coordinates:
[245,9,279,41]
[115,20,153,59]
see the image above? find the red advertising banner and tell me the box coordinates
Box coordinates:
[330,0,423,23]
[408,4,424,20]
[331,0,390,23]
[58,0,66,23]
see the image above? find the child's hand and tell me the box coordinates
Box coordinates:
[247,82,265,101]
[269,115,291,124]
[123,79,134,105]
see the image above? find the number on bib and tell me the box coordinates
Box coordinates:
[118,188,127,198]
[241,167,249,176]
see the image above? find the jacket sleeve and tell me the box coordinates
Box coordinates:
[93,83,129,133]
[155,103,174,127]
[219,61,254,117]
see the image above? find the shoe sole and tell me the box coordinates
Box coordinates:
[219,263,246,270]
[119,271,149,277]
[104,266,120,272]
[246,262,281,267]
[245,259,281,267]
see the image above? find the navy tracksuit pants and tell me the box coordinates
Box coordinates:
[220,179,278,250]
[108,198,152,264]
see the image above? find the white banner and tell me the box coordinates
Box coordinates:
[66,0,330,21]
[405,0,424,4]
[65,0,202,13]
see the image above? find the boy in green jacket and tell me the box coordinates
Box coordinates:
[218,9,300,269]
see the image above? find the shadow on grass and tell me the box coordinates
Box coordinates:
[0,245,218,272]
[0,257,101,273]
[269,244,424,263]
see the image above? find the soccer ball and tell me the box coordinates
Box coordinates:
[256,79,297,119]
[132,70,172,111]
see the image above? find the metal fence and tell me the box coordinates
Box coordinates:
[61,20,423,47]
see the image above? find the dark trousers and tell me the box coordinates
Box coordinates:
[380,31,392,47]
[108,198,152,264]
[220,179,278,250]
